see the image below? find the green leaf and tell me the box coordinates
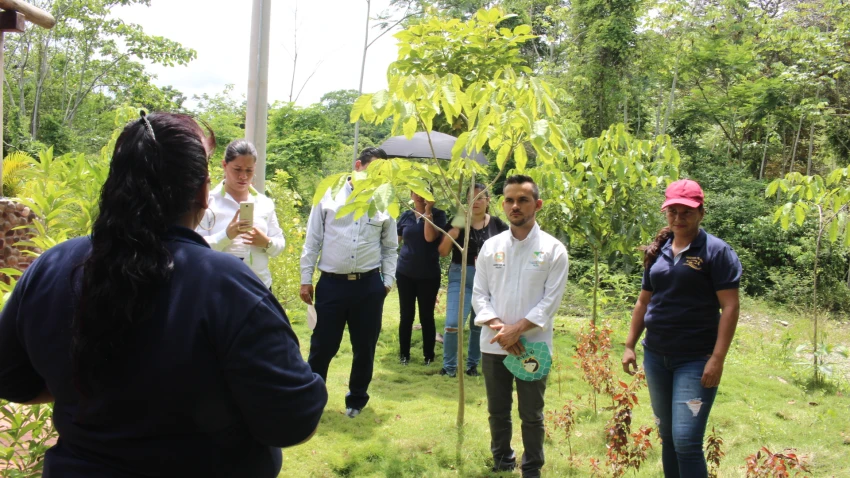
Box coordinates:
[312,173,346,206]
[350,94,374,123]
[403,116,418,138]
[828,218,839,242]
[766,180,780,198]
[794,202,806,226]
[514,145,528,171]
[496,143,512,170]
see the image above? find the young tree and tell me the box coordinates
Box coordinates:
[327,11,570,452]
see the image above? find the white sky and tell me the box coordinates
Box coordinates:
[111,0,401,109]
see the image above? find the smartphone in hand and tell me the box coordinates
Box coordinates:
[239,202,254,230]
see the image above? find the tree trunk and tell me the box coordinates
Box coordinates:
[592,247,599,325]
[352,0,371,162]
[661,56,680,137]
[759,126,770,180]
[806,121,816,176]
[789,113,805,173]
[813,206,823,385]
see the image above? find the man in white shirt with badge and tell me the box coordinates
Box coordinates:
[472,175,569,478]
[300,147,398,419]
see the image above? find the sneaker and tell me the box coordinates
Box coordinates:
[345,407,361,418]
[424,358,433,366]
[438,368,456,378]
[399,356,410,366]
[465,366,480,377]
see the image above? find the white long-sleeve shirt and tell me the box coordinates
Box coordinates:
[300,182,398,288]
[473,222,569,355]
[197,181,286,287]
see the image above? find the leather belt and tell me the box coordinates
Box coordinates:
[321,268,380,281]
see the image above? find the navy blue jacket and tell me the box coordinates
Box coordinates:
[0,227,327,477]
[641,229,742,356]
[396,208,447,279]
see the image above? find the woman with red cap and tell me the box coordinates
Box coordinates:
[621,179,742,478]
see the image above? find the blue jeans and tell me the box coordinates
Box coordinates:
[442,263,480,374]
[643,347,718,478]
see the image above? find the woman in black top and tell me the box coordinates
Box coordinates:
[396,191,448,365]
[437,183,508,377]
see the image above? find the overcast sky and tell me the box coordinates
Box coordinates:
[112,0,401,109]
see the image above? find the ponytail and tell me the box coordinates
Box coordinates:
[640,227,672,269]
[72,112,213,396]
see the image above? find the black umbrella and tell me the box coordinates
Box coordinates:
[379,131,488,165]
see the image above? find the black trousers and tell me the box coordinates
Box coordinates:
[482,353,548,477]
[396,273,440,361]
[307,273,386,410]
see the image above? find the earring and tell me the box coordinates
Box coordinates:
[196,209,216,231]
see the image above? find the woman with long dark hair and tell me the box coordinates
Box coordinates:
[437,183,508,377]
[0,112,326,477]
[622,179,741,478]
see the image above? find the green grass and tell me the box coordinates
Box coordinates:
[281,290,850,477]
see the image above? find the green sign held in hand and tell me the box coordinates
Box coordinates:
[503,337,551,381]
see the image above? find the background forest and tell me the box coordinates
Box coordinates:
[1,0,850,476]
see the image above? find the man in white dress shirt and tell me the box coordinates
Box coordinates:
[299,147,398,419]
[472,175,569,477]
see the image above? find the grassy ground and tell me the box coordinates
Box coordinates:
[280,288,850,477]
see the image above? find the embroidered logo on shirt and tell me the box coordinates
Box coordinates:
[494,251,506,269]
[684,256,703,271]
[529,251,545,268]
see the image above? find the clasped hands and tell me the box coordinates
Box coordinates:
[487,318,526,355]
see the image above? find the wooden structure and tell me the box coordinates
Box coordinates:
[0,0,55,195]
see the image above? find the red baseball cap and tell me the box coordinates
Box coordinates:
[662,179,704,209]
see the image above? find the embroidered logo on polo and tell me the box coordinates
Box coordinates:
[529,251,545,268]
[494,251,506,268]
[684,256,703,271]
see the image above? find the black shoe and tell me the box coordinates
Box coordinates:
[491,462,516,473]
[465,366,480,377]
[424,358,433,366]
[399,356,409,366]
[438,367,456,377]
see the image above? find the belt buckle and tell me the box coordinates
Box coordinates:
[347,273,357,281]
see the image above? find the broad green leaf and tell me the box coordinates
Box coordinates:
[514,144,528,171]
[794,202,806,226]
[828,218,839,242]
[350,94,374,123]
[496,143,512,170]
[403,116,418,138]
[766,180,780,197]
[312,173,346,205]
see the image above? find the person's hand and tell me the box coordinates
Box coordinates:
[385,286,391,296]
[300,284,314,305]
[242,227,270,249]
[489,322,525,355]
[701,355,724,388]
[424,199,435,213]
[622,347,638,375]
[226,209,252,239]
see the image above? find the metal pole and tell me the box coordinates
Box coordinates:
[246,0,270,192]
[1,32,5,196]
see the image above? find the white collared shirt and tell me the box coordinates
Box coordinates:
[197,181,286,287]
[300,182,398,288]
[473,222,569,355]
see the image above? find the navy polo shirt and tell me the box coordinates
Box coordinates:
[0,227,327,478]
[396,208,448,279]
[641,229,742,356]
